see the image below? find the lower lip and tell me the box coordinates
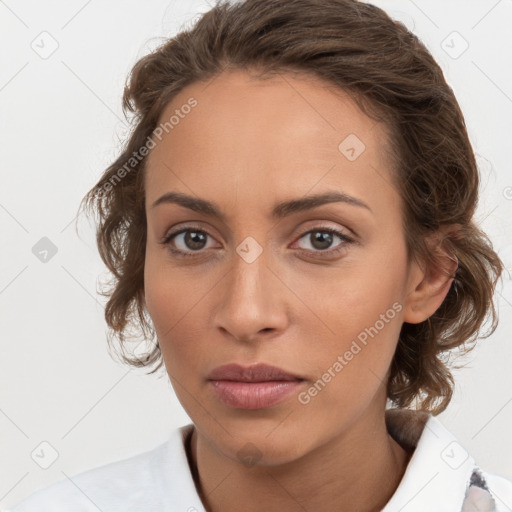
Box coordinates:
[208,380,304,409]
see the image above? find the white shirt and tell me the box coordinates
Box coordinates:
[5,411,512,512]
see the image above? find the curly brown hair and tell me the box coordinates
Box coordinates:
[81,0,503,414]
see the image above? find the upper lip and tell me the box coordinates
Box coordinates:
[207,363,304,382]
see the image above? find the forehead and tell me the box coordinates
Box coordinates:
[144,69,397,215]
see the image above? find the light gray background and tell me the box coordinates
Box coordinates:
[1,0,511,508]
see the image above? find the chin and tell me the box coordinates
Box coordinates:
[206,418,311,467]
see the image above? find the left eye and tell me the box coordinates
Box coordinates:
[294,228,353,253]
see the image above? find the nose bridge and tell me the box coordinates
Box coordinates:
[231,249,264,303]
[213,236,287,340]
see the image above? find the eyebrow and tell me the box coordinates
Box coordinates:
[151,190,372,219]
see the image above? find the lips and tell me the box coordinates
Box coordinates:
[207,363,305,409]
[207,363,304,383]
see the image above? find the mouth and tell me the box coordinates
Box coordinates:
[207,362,304,382]
[207,363,305,409]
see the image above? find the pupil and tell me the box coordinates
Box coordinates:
[186,231,206,250]
[312,231,332,250]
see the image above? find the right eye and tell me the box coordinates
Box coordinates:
[160,226,219,257]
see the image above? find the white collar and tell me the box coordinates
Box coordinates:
[383,409,476,511]
[155,423,207,512]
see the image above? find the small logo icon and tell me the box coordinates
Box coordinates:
[441,441,468,469]
[31,441,59,469]
[236,236,263,263]
[338,133,366,161]
[441,31,469,59]
[31,31,59,60]
[237,442,262,467]
[32,237,58,263]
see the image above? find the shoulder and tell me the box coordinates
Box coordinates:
[5,442,167,512]
[4,424,201,512]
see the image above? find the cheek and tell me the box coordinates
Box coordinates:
[293,244,407,404]
[307,288,403,389]
[295,288,404,435]
[291,251,406,351]
[144,252,183,358]
[144,251,170,332]
[143,250,212,372]
[144,247,195,329]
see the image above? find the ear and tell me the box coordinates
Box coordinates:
[402,227,459,324]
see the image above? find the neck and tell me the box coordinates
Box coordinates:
[187,408,411,512]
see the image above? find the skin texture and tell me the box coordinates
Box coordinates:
[143,70,455,512]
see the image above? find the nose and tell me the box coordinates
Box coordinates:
[213,247,289,343]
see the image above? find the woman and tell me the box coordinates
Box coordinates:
[8,0,512,510]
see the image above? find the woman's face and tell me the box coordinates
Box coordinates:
[144,69,424,464]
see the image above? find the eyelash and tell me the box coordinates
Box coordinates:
[160,224,355,259]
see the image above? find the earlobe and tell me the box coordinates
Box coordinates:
[402,237,459,325]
